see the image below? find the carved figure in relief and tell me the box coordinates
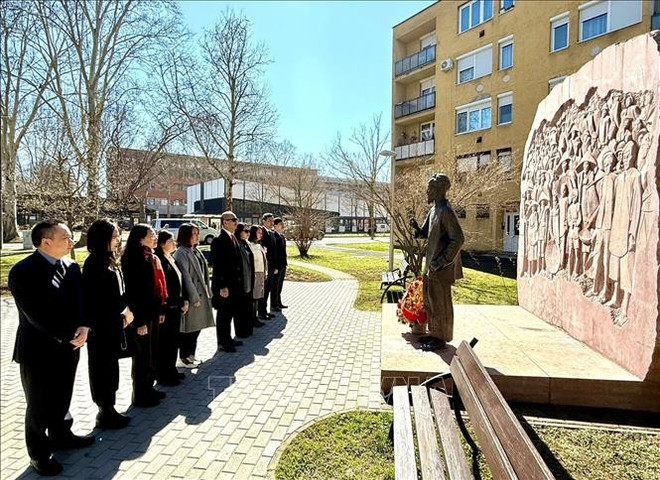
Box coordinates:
[591,147,617,300]
[578,154,599,276]
[526,202,539,275]
[607,141,642,314]
[538,196,550,273]
[558,183,571,270]
[567,189,583,276]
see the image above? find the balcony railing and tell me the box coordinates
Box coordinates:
[395,139,435,160]
[395,45,436,77]
[394,92,435,119]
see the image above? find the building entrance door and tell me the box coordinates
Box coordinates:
[503,211,519,252]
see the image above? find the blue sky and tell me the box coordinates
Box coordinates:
[178,0,433,156]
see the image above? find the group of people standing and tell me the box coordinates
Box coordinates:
[9,211,288,476]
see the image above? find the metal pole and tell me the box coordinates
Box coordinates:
[389,155,395,270]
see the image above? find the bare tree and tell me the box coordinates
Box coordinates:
[164,9,277,212]
[326,113,390,238]
[0,0,57,243]
[32,0,183,220]
[275,154,329,258]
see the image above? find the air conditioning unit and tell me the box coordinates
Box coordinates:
[440,58,454,71]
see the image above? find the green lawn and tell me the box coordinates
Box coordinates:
[286,264,332,283]
[1,249,90,292]
[275,410,660,480]
[287,246,517,310]
[325,242,400,253]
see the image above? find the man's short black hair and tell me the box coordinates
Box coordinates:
[261,213,274,221]
[274,217,283,225]
[32,219,65,247]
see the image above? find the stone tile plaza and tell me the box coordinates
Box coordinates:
[1,264,382,479]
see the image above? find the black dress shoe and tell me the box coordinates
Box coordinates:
[96,407,130,430]
[266,313,275,318]
[230,339,243,346]
[30,457,63,476]
[278,304,289,308]
[253,319,265,327]
[218,343,237,352]
[133,396,159,408]
[51,433,95,451]
[177,372,186,380]
[271,307,282,312]
[157,378,181,387]
[151,389,166,399]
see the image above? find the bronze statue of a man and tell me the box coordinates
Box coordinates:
[410,174,465,351]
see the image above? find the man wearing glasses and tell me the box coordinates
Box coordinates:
[210,211,245,352]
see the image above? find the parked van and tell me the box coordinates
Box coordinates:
[150,218,220,244]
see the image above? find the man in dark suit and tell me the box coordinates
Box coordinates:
[271,217,288,311]
[210,211,244,352]
[258,213,279,319]
[9,220,95,476]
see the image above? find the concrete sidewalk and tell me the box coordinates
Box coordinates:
[0,267,382,479]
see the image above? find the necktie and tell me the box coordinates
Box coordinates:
[52,260,66,289]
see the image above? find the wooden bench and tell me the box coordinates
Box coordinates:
[391,340,555,479]
[380,258,413,303]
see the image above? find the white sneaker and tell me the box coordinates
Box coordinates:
[177,357,197,369]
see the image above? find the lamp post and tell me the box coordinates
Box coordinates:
[379,149,396,270]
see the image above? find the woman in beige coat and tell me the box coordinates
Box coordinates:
[173,224,214,368]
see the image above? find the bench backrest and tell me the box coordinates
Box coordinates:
[398,258,410,274]
[450,341,554,480]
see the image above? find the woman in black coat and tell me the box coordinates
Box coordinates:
[154,230,189,386]
[121,224,167,408]
[83,219,132,429]
[234,222,255,338]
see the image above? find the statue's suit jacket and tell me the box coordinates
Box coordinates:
[417,199,465,283]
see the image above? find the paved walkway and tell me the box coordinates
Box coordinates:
[0,266,383,479]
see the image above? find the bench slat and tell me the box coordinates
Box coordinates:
[429,389,474,480]
[455,342,555,480]
[411,386,446,480]
[451,358,517,480]
[393,386,417,479]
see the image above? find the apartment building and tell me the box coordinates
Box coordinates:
[391,0,656,252]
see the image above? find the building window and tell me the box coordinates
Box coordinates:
[456,100,492,134]
[457,45,493,84]
[497,92,513,125]
[500,0,514,12]
[498,36,513,69]
[160,199,168,206]
[459,0,494,33]
[476,205,491,219]
[420,77,435,96]
[579,0,642,42]
[457,151,491,172]
[497,148,513,172]
[548,75,567,92]
[455,206,467,218]
[551,12,569,52]
[420,122,435,141]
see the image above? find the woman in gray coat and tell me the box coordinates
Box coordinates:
[173,224,215,368]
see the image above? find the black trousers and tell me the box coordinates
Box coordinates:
[179,331,200,360]
[20,347,79,461]
[88,338,119,408]
[215,297,237,347]
[131,319,158,402]
[273,265,286,307]
[234,291,253,338]
[258,271,277,315]
[157,307,180,381]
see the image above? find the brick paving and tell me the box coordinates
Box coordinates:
[0,262,383,479]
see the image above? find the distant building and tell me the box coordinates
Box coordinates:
[391,0,655,251]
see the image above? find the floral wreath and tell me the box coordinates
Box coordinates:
[396,276,427,324]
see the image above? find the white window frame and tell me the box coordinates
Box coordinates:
[420,76,436,96]
[455,99,492,134]
[578,0,643,42]
[497,91,513,125]
[500,0,515,12]
[459,0,494,33]
[498,35,514,70]
[456,44,493,84]
[550,12,570,52]
[420,32,437,50]
[548,75,567,92]
[420,121,435,141]
[457,151,491,172]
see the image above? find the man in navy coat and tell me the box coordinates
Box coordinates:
[9,220,94,476]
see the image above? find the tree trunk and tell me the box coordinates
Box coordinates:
[368,203,375,239]
[2,190,19,243]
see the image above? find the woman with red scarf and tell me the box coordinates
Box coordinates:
[121,224,168,408]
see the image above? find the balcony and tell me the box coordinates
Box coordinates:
[395,45,436,77]
[395,139,435,160]
[394,92,435,119]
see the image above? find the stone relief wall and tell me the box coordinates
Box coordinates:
[520,88,655,326]
[518,32,660,381]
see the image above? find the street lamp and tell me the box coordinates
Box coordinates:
[379,149,396,270]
